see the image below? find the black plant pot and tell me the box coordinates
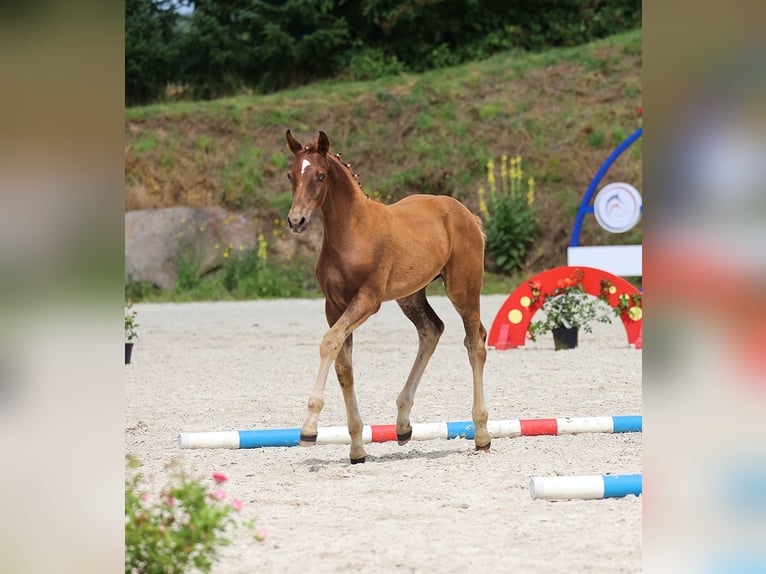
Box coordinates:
[552,327,578,350]
[125,342,134,364]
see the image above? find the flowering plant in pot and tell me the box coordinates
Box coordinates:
[125,302,139,364]
[527,271,614,350]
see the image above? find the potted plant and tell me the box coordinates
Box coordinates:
[527,271,614,350]
[125,302,139,364]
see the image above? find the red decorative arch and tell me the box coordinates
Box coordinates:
[487,266,642,350]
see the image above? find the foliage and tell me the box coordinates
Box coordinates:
[527,271,613,341]
[125,456,263,574]
[125,0,641,104]
[219,234,309,298]
[125,302,139,342]
[126,231,319,303]
[125,0,181,105]
[346,47,406,81]
[176,0,251,100]
[601,278,643,321]
[479,155,538,275]
[175,0,350,99]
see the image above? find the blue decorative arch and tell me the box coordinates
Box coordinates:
[570,127,643,248]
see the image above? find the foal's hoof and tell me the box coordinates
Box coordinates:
[475,440,491,452]
[397,429,413,446]
[299,433,317,447]
[350,456,367,465]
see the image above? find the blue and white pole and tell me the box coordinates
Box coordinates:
[530,474,642,500]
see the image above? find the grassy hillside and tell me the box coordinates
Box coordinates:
[125,29,642,299]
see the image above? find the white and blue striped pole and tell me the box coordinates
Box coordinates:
[179,415,641,449]
[530,474,642,500]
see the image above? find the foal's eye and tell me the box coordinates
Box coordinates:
[317,173,326,182]
[286,173,292,180]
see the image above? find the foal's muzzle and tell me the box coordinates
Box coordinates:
[287,215,308,234]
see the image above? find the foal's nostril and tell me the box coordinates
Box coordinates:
[299,217,306,228]
[287,217,294,229]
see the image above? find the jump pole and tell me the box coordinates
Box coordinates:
[179,415,641,449]
[530,474,642,500]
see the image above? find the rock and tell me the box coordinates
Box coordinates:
[125,206,257,289]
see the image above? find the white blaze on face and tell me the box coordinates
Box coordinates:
[301,159,311,174]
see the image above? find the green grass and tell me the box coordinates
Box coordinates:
[220,145,264,210]
[586,130,606,148]
[132,132,158,153]
[126,252,321,303]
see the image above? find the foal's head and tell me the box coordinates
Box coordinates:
[285,130,332,234]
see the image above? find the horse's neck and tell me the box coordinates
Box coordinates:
[321,158,370,236]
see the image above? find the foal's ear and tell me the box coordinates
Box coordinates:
[317,131,330,155]
[286,129,302,154]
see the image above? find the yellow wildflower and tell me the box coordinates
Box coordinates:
[527,177,535,205]
[500,154,508,193]
[486,160,496,197]
[257,233,268,263]
[477,186,489,219]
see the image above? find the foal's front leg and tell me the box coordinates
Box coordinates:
[300,292,380,463]
[334,334,367,463]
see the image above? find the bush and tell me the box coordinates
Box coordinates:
[484,194,537,275]
[346,47,405,81]
[479,156,537,275]
[220,235,310,298]
[125,457,263,574]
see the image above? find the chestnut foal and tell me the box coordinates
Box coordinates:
[285,130,489,463]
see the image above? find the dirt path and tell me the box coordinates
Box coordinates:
[125,295,641,573]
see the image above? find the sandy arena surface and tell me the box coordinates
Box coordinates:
[125,295,641,573]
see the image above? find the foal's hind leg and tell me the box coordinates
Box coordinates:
[395,288,445,445]
[443,270,491,451]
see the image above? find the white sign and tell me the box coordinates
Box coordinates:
[593,182,642,233]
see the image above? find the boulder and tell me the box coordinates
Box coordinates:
[125,206,257,289]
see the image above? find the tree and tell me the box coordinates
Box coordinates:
[125,0,181,106]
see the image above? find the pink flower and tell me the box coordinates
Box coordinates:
[254,529,268,542]
[161,494,175,507]
[212,472,227,484]
[231,498,243,511]
[213,489,226,500]
[139,492,149,501]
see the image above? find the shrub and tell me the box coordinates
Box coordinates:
[479,155,538,275]
[346,47,405,81]
[125,456,262,574]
